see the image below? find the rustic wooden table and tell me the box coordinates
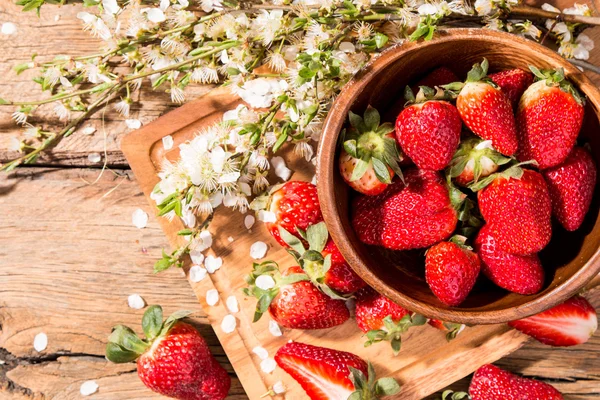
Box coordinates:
[0,1,599,399]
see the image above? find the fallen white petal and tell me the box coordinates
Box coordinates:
[132,208,149,229]
[250,241,268,260]
[81,125,96,135]
[190,250,205,265]
[226,295,239,313]
[257,210,276,223]
[255,275,275,290]
[33,333,47,352]
[244,215,255,230]
[162,135,174,150]
[206,289,219,306]
[127,294,145,309]
[221,314,237,333]
[272,156,292,181]
[189,265,207,282]
[1,22,17,35]
[268,320,282,337]
[227,236,234,243]
[80,380,99,396]
[141,7,166,23]
[102,0,120,14]
[125,119,141,129]
[197,230,213,251]
[252,346,269,360]
[260,358,277,374]
[273,381,286,394]
[88,153,102,163]
[204,255,223,273]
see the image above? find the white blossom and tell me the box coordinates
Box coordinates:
[141,8,167,23]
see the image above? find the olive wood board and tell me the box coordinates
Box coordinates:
[121,86,600,400]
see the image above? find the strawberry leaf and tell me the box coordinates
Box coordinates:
[105,342,140,363]
[279,227,306,254]
[108,325,149,355]
[306,222,328,253]
[350,158,370,181]
[374,377,401,396]
[363,106,380,132]
[142,305,163,340]
[348,110,366,133]
[160,310,193,336]
[372,157,391,184]
[344,139,358,158]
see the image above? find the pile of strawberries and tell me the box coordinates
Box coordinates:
[341,59,597,307]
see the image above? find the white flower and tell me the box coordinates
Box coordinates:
[1,22,17,35]
[547,21,571,42]
[80,381,99,396]
[418,3,438,15]
[266,52,287,73]
[8,137,21,152]
[251,10,283,45]
[160,0,170,10]
[474,0,493,15]
[114,98,131,117]
[34,333,48,352]
[12,111,27,125]
[170,86,185,104]
[563,3,590,16]
[237,78,286,108]
[294,141,314,161]
[201,0,223,13]
[191,66,220,84]
[54,103,70,121]
[103,0,120,14]
[77,12,112,40]
[141,8,167,23]
[84,63,112,84]
[132,208,149,228]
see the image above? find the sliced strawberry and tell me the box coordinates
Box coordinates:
[489,68,534,108]
[469,364,563,400]
[508,295,598,347]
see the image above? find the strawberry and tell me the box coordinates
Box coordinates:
[425,236,481,307]
[469,364,563,400]
[542,147,597,231]
[355,286,425,354]
[395,87,462,170]
[275,342,400,400]
[428,319,465,341]
[448,137,512,187]
[516,67,585,169]
[448,58,518,155]
[474,224,544,295]
[106,306,230,400]
[413,66,459,91]
[489,68,534,108]
[508,295,598,347]
[278,222,365,297]
[265,181,323,247]
[473,165,552,255]
[339,106,403,195]
[352,168,458,250]
[243,261,349,329]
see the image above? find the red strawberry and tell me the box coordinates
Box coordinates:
[425,236,481,307]
[322,239,367,294]
[275,342,400,400]
[106,306,230,400]
[508,295,598,347]
[474,166,552,255]
[243,262,349,329]
[266,181,323,247]
[413,66,459,91]
[516,67,585,169]
[474,224,544,295]
[355,287,424,354]
[489,68,534,108]
[340,106,403,196]
[542,147,597,231]
[448,137,512,187]
[395,88,462,170]
[469,364,563,400]
[352,168,458,250]
[451,58,518,155]
[428,319,465,341]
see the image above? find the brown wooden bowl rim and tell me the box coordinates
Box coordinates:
[317,28,600,324]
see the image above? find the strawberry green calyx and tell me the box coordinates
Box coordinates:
[448,137,512,184]
[529,66,585,106]
[364,314,427,356]
[440,322,465,341]
[448,234,472,250]
[442,58,498,93]
[343,106,402,184]
[348,362,401,400]
[243,260,310,322]
[278,223,350,300]
[106,305,193,363]
[445,176,482,239]
[441,390,470,400]
[468,160,537,192]
[404,85,456,106]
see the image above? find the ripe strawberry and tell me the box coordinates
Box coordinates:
[265,181,323,247]
[275,342,400,400]
[278,222,365,297]
[355,287,424,354]
[448,137,512,187]
[339,106,403,195]
[352,168,458,250]
[106,306,230,400]
[243,261,349,329]
[516,67,585,169]
[542,147,597,231]
[395,87,462,170]
[413,66,459,91]
[469,364,563,400]
[473,166,552,255]
[428,319,465,341]
[425,236,481,307]
[489,68,534,108]
[508,295,598,347]
[474,224,544,295]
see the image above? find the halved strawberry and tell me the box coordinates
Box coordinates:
[448,137,512,187]
[508,295,598,347]
[489,68,534,108]
[275,342,400,400]
[243,262,349,329]
[340,106,403,196]
[428,319,465,341]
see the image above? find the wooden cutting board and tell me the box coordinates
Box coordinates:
[121,86,600,400]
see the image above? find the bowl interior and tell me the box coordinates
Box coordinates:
[320,30,600,323]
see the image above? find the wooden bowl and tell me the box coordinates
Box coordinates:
[317,28,600,324]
